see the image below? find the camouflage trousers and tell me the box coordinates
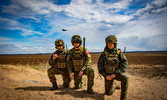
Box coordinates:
[105,73,128,100]
[74,67,94,90]
[47,66,71,85]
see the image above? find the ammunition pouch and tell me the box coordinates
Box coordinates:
[56,55,67,68]
[71,49,85,71]
[104,63,119,74]
[56,62,66,68]
[73,59,83,71]
[104,51,120,74]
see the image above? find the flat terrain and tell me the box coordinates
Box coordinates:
[1,52,167,65]
[0,52,167,100]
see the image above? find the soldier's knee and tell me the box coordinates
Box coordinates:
[47,68,51,74]
[121,75,128,86]
[119,74,128,84]
[89,67,94,73]
[122,74,128,80]
[47,67,55,75]
[90,68,94,74]
[89,69,94,77]
[124,75,128,82]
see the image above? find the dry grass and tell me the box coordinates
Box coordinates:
[0,52,167,72]
[0,54,50,65]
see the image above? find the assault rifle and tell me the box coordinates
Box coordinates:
[64,44,68,53]
[82,37,86,70]
[83,37,85,53]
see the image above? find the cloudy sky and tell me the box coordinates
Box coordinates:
[0,0,167,54]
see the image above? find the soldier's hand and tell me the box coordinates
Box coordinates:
[106,75,112,80]
[52,53,59,60]
[79,70,83,76]
[70,73,74,80]
[110,74,116,80]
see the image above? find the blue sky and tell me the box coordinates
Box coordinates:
[0,0,167,54]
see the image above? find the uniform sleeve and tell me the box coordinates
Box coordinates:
[114,51,128,76]
[82,48,91,70]
[67,50,73,73]
[97,52,108,77]
[49,54,56,66]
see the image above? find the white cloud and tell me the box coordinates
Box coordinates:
[0,37,13,41]
[0,17,44,36]
[134,0,167,18]
[3,0,133,24]
[148,36,167,50]
[3,0,62,16]
[0,17,20,27]
[116,9,167,51]
[21,29,44,36]
[1,0,167,53]
[152,0,167,7]
[64,0,133,24]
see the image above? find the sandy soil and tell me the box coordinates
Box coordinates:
[0,64,167,100]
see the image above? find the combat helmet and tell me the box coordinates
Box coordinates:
[105,35,117,47]
[71,35,82,45]
[55,39,64,48]
[105,35,117,44]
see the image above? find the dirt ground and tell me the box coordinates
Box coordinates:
[0,64,167,100]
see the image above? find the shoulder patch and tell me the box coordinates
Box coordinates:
[85,51,90,54]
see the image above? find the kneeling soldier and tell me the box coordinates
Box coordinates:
[98,35,128,100]
[67,35,94,94]
[47,39,71,90]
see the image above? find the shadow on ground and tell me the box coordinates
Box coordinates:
[54,88,105,100]
[15,86,50,91]
[15,86,105,100]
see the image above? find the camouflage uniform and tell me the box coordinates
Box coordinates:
[98,35,128,100]
[47,39,71,90]
[67,35,94,94]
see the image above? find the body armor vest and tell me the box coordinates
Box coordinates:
[72,50,84,71]
[104,50,120,74]
[55,52,67,68]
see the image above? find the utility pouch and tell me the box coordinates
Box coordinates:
[73,59,83,71]
[56,55,67,68]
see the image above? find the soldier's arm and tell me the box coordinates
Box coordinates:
[98,52,108,77]
[114,51,128,76]
[67,50,73,73]
[82,48,91,71]
[49,54,56,66]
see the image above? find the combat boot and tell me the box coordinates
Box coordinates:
[105,87,115,95]
[62,83,69,88]
[87,87,94,94]
[74,83,83,89]
[50,82,58,91]
[74,86,80,89]
[120,91,127,100]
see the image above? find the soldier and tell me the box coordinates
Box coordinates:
[67,35,94,94]
[98,35,128,100]
[47,39,71,90]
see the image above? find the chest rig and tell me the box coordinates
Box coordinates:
[104,49,120,74]
[55,51,67,68]
[71,48,85,71]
